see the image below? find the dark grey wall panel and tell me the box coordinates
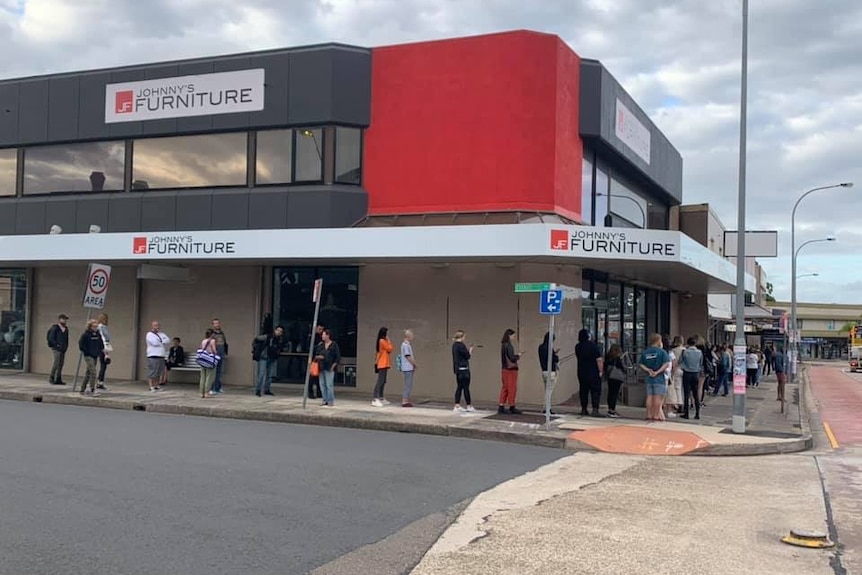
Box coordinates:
[17,80,50,145]
[109,70,145,140]
[107,194,142,231]
[331,50,371,126]
[211,190,249,229]
[288,50,334,125]
[329,187,369,227]
[578,63,602,137]
[0,200,16,235]
[141,192,177,231]
[212,58,252,131]
[175,190,212,230]
[78,72,113,140]
[285,189,329,228]
[248,189,288,229]
[15,199,46,234]
[142,66,179,136]
[48,77,80,141]
[0,84,20,147]
[249,54,289,126]
[175,61,215,133]
[44,197,78,235]
[74,195,110,233]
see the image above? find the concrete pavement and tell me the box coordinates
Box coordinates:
[0,371,811,455]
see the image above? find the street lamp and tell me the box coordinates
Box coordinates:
[597,192,647,228]
[300,129,322,160]
[796,272,819,279]
[791,234,839,379]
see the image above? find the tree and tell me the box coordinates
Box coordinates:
[765,282,776,303]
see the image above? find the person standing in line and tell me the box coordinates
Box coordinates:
[773,346,787,402]
[679,336,704,420]
[314,329,340,407]
[451,330,475,413]
[696,337,714,407]
[400,330,417,408]
[763,344,774,377]
[746,347,759,387]
[308,325,325,400]
[639,333,671,422]
[145,321,170,392]
[538,332,560,416]
[712,344,731,396]
[47,313,70,385]
[253,325,285,397]
[668,336,686,416]
[499,328,522,415]
[372,327,393,407]
[95,313,112,391]
[755,345,765,384]
[575,329,603,417]
[198,329,218,398]
[662,335,677,419]
[603,344,626,418]
[210,318,229,394]
[78,319,105,396]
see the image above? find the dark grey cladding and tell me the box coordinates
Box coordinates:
[579,59,683,204]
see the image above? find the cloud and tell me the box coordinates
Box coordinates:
[1,0,861,302]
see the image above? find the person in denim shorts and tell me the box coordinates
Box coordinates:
[639,333,671,422]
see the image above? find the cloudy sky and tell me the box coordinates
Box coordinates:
[1,0,860,303]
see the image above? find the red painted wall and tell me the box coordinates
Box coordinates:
[365,31,584,221]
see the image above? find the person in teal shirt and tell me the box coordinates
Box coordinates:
[639,333,671,422]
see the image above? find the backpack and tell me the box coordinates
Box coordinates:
[251,337,267,361]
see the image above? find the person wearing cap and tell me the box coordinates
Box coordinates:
[47,313,70,385]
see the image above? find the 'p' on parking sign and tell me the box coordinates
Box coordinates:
[83,263,112,310]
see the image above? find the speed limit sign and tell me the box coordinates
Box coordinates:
[83,263,112,309]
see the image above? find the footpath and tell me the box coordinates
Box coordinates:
[0,370,811,455]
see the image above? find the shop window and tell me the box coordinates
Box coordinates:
[609,176,648,228]
[132,133,247,189]
[0,269,27,370]
[255,130,293,185]
[635,288,647,350]
[272,266,358,386]
[596,166,610,226]
[607,282,622,349]
[295,128,323,182]
[0,148,16,196]
[335,127,362,185]
[23,142,125,195]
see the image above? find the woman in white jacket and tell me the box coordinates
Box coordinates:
[96,313,113,390]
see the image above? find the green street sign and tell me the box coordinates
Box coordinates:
[514,282,552,293]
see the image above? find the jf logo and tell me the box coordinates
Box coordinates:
[132,237,148,254]
[115,90,134,114]
[550,229,569,251]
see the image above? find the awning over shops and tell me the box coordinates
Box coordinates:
[731,304,777,320]
[0,223,755,295]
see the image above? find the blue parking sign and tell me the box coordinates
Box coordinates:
[540,290,563,315]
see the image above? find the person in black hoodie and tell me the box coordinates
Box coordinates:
[78,319,105,396]
[47,313,70,385]
[451,330,475,413]
[538,332,560,415]
[575,328,603,417]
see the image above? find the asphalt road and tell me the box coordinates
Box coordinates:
[0,401,564,575]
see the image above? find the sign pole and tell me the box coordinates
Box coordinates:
[73,263,112,392]
[71,309,93,392]
[302,279,323,409]
[545,312,555,431]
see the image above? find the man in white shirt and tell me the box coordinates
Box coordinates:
[400,330,417,408]
[145,321,170,392]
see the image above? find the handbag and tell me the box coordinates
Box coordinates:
[195,338,221,369]
[310,360,320,377]
[608,364,625,381]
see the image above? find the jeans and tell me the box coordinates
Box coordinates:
[455,371,472,405]
[746,368,758,387]
[212,357,225,392]
[607,378,624,412]
[713,372,729,395]
[81,356,97,392]
[682,371,700,418]
[373,367,389,399]
[320,369,335,405]
[255,359,276,394]
[50,350,66,383]
[199,367,216,396]
[578,375,600,411]
[402,370,415,402]
[98,352,109,383]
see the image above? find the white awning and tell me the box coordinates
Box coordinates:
[0,223,756,294]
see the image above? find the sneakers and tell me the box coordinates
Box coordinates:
[381,398,391,405]
[149,387,159,393]
[453,405,466,413]
[208,390,217,396]
[255,391,261,397]
[466,406,476,413]
[607,410,620,418]
[498,406,506,414]
[92,390,102,397]
[402,402,414,408]
[96,382,107,390]
[667,412,678,419]
[580,408,589,416]
[508,407,523,415]
[372,399,384,407]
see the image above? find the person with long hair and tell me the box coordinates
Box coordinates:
[96,313,112,391]
[451,330,476,413]
[576,329,603,416]
[499,328,522,414]
[603,344,626,418]
[538,332,560,415]
[314,329,340,407]
[199,329,218,398]
[372,327,393,407]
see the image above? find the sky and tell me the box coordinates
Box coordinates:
[1,0,860,303]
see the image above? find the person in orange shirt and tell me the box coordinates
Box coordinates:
[372,327,393,407]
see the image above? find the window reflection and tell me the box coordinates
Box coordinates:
[596,166,609,226]
[335,127,361,184]
[609,177,648,228]
[24,142,125,195]
[256,130,292,185]
[581,157,593,225]
[0,149,15,196]
[0,269,27,370]
[133,133,247,189]
[295,128,323,182]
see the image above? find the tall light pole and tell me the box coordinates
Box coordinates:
[597,192,648,228]
[731,0,750,434]
[796,273,819,280]
[791,235,838,378]
[790,182,853,381]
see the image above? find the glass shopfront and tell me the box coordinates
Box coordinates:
[0,269,27,370]
[271,266,358,386]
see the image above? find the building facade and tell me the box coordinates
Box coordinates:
[0,30,751,405]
